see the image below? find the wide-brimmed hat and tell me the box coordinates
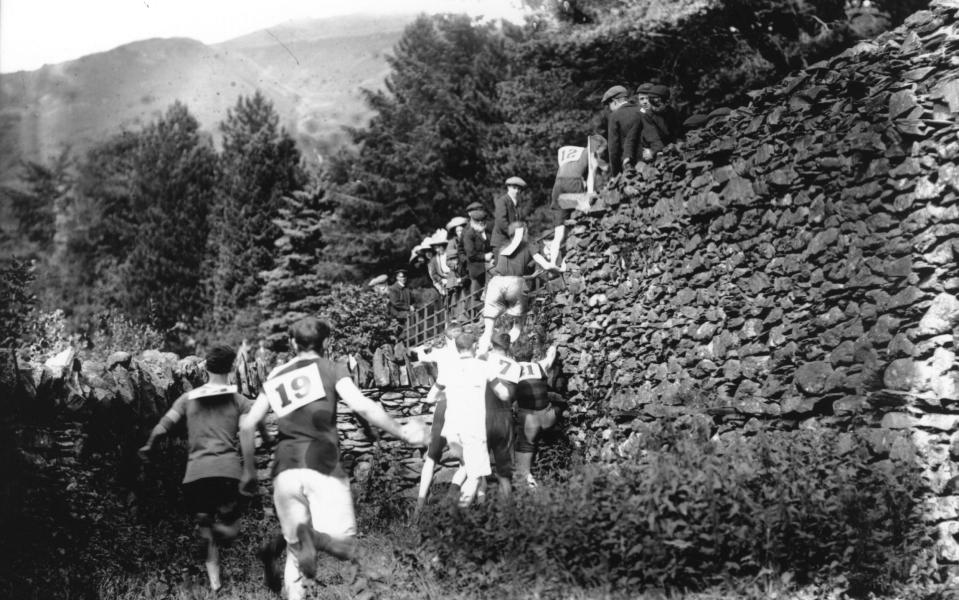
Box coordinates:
[408,244,429,262]
[601,85,628,104]
[446,216,468,230]
[426,229,449,247]
[505,176,527,188]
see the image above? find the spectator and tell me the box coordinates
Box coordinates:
[602,85,643,176]
[462,202,492,301]
[647,84,679,147]
[632,82,665,163]
[387,269,412,323]
[491,176,526,252]
[479,221,558,351]
[426,229,452,297]
[445,216,469,317]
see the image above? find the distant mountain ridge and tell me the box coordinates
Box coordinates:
[0,13,415,178]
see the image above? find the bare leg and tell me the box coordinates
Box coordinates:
[198,525,221,592]
[414,456,437,519]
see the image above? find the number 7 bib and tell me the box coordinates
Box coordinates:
[265,364,326,417]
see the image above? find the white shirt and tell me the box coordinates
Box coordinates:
[437,356,489,441]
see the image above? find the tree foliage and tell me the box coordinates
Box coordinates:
[208,92,306,335]
[119,102,219,329]
[2,150,73,254]
[258,186,399,359]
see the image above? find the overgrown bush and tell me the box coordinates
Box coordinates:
[0,258,36,348]
[419,426,926,597]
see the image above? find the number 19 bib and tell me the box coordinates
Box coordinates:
[265,364,326,417]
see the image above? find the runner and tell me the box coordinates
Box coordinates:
[238,317,427,600]
[435,331,511,508]
[412,323,462,519]
[478,221,558,352]
[481,332,520,501]
[138,344,268,593]
[510,338,561,488]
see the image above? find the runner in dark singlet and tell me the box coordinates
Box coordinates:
[510,339,560,488]
[239,317,427,600]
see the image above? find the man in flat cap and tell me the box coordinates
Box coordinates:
[462,202,492,302]
[387,269,412,325]
[602,85,642,177]
[491,177,527,253]
[646,84,679,147]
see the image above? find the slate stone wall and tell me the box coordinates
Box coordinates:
[547,0,959,564]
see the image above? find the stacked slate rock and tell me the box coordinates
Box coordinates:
[8,348,434,492]
[551,0,959,563]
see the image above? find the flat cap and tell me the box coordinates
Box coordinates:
[601,85,628,104]
[649,84,670,99]
[505,176,527,188]
[635,82,654,95]
[466,201,488,219]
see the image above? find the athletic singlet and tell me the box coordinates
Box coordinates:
[514,361,549,410]
[485,354,519,411]
[262,356,351,478]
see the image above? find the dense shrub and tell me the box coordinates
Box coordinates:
[0,258,36,348]
[419,426,926,596]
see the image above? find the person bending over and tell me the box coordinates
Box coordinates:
[510,338,560,488]
[479,221,558,351]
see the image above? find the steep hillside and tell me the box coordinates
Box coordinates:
[554,1,958,449]
[0,14,410,177]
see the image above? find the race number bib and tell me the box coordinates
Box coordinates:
[491,357,521,383]
[557,146,585,167]
[187,384,238,400]
[517,362,542,382]
[265,364,326,417]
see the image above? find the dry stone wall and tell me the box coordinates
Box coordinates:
[549,0,959,564]
[2,349,435,492]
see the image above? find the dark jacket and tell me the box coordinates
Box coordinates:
[491,193,519,250]
[607,102,643,176]
[387,283,411,319]
[462,225,490,279]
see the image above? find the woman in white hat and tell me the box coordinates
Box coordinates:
[426,229,451,297]
[444,216,469,317]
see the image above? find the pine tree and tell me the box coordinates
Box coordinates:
[2,149,73,256]
[118,102,219,329]
[208,92,306,334]
[330,14,512,272]
[258,186,396,358]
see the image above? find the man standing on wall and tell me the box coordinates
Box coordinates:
[602,85,642,177]
[491,176,526,253]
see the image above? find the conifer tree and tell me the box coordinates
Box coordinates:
[119,102,219,329]
[208,92,306,334]
[258,185,396,358]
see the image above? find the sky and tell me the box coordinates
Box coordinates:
[0,0,527,73]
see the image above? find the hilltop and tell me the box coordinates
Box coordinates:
[0,13,414,178]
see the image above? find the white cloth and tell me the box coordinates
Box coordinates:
[437,356,489,442]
